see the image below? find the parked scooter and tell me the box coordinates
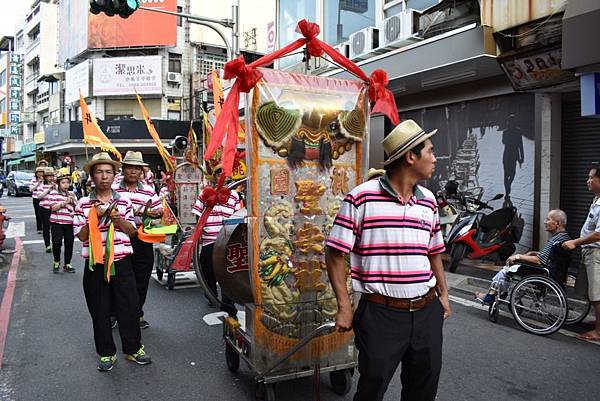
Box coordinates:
[437,180,484,243]
[445,193,523,273]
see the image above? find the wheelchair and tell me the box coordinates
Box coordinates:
[487,242,580,336]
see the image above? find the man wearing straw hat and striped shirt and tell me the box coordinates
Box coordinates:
[326,120,451,401]
[74,152,151,372]
[114,151,163,330]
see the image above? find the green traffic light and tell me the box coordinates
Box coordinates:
[126,0,140,9]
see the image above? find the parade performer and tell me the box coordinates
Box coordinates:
[37,167,57,253]
[29,166,45,234]
[41,170,77,273]
[114,151,163,329]
[74,152,151,372]
[326,120,451,401]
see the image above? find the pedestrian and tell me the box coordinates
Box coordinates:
[37,167,57,253]
[29,167,45,234]
[41,171,77,273]
[563,163,600,342]
[142,165,154,187]
[114,151,163,329]
[71,166,82,198]
[326,119,451,401]
[192,180,241,314]
[80,168,88,197]
[73,152,151,372]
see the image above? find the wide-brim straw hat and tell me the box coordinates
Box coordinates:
[43,167,56,176]
[56,173,72,182]
[382,119,437,166]
[121,151,148,167]
[84,152,121,174]
[35,167,45,173]
[37,160,49,167]
[367,168,386,180]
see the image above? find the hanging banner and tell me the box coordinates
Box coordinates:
[93,56,162,96]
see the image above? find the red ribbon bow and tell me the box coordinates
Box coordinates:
[201,186,231,208]
[368,69,400,125]
[223,56,263,94]
[296,19,324,57]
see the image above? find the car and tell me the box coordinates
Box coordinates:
[6,170,34,197]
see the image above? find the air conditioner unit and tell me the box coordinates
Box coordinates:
[167,72,182,83]
[380,9,422,49]
[321,42,349,69]
[349,27,380,60]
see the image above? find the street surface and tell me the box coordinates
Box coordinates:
[0,195,598,401]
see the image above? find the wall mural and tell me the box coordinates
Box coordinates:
[401,93,535,251]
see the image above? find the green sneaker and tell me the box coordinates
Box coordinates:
[125,345,152,365]
[45,246,52,253]
[97,355,117,372]
[52,261,60,274]
[64,264,75,273]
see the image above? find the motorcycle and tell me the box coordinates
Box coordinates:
[445,193,523,273]
[436,180,484,243]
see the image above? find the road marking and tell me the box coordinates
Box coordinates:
[0,237,22,368]
[448,294,599,346]
[5,222,25,238]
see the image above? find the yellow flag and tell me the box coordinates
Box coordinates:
[212,68,224,117]
[135,93,175,172]
[79,93,122,160]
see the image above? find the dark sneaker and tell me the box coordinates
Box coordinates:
[37,230,42,234]
[97,355,117,372]
[45,246,52,253]
[52,262,60,274]
[64,264,75,273]
[110,316,117,329]
[139,318,150,330]
[125,345,152,365]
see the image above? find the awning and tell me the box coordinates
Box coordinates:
[562,0,600,70]
[7,160,20,166]
[6,155,36,166]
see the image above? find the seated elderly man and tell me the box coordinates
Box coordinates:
[476,209,570,304]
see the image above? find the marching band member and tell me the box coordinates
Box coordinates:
[37,167,57,253]
[29,166,45,234]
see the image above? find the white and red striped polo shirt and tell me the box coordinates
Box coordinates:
[29,178,44,199]
[73,191,135,261]
[40,190,76,225]
[37,184,55,209]
[192,189,241,246]
[114,180,162,228]
[326,176,445,299]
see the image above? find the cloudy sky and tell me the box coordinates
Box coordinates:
[0,1,32,38]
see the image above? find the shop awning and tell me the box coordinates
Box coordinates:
[6,155,36,166]
[562,0,600,70]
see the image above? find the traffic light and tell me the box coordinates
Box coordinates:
[89,0,140,19]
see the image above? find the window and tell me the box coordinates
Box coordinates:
[0,98,6,114]
[177,6,183,27]
[105,114,133,120]
[406,0,439,11]
[0,70,5,87]
[278,0,316,68]
[167,111,181,121]
[197,53,227,77]
[49,81,60,95]
[169,53,182,73]
[324,0,376,45]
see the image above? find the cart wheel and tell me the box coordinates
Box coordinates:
[225,342,240,373]
[488,301,499,323]
[330,369,352,395]
[167,272,175,290]
[255,382,276,401]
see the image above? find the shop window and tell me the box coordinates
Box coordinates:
[324,0,376,45]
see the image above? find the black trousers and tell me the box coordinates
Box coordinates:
[33,199,42,231]
[51,223,74,265]
[40,207,52,247]
[199,243,236,315]
[131,236,154,318]
[83,256,141,356]
[353,297,444,401]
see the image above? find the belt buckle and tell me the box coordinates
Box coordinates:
[409,296,422,312]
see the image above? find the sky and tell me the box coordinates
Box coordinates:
[0,0,33,38]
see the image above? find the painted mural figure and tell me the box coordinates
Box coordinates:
[502,114,524,201]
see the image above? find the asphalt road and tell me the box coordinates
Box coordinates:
[0,195,598,401]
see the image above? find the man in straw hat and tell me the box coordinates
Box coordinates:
[73,152,152,371]
[326,119,451,401]
[114,151,162,330]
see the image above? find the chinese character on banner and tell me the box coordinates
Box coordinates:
[226,243,249,273]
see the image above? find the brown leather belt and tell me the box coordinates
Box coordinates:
[364,288,437,312]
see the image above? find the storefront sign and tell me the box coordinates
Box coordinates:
[34,131,45,145]
[93,56,162,96]
[65,60,90,105]
[499,47,575,91]
[8,53,22,136]
[581,73,600,118]
[266,21,276,53]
